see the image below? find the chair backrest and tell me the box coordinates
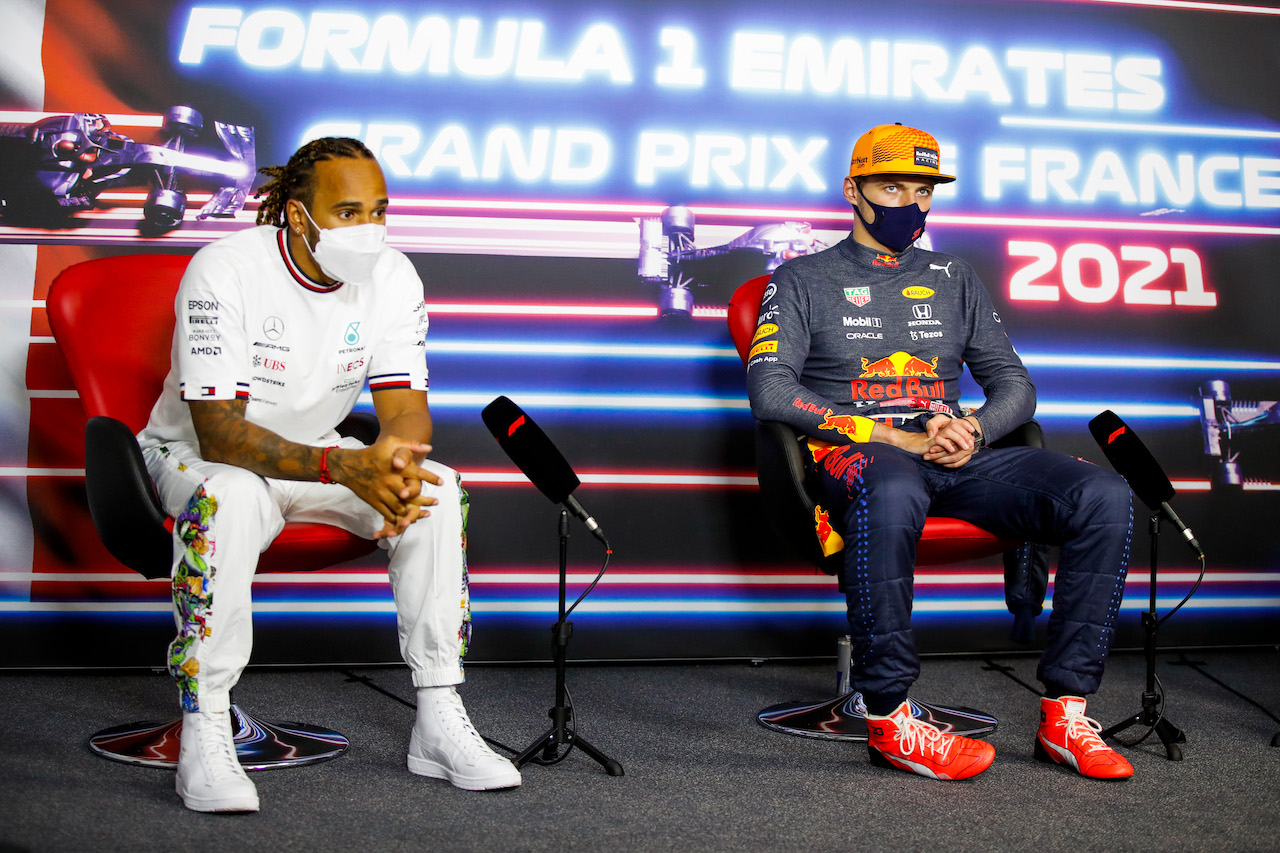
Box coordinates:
[728,274,772,364]
[47,254,191,433]
[47,252,380,578]
[728,274,842,573]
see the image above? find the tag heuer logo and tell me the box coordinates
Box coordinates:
[844,287,871,307]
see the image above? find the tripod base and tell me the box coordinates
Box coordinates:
[1102,693,1186,761]
[515,718,624,776]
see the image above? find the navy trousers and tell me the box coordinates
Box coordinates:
[807,442,1134,700]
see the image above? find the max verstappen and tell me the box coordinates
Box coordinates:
[746,123,1135,781]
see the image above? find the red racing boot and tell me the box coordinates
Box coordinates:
[865,701,996,780]
[1035,696,1134,780]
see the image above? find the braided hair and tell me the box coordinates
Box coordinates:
[254,137,376,227]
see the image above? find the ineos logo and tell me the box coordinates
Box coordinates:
[263,316,285,340]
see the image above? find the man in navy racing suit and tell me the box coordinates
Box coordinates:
[745,123,1135,781]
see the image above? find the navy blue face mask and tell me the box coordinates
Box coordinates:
[855,195,928,253]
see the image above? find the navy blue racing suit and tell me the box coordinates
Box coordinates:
[745,237,1133,700]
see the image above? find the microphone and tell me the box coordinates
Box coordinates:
[481,396,609,546]
[1088,410,1203,558]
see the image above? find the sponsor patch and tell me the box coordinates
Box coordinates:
[748,340,778,359]
[873,254,899,268]
[914,146,940,169]
[902,286,934,299]
[844,287,871,306]
[752,323,779,343]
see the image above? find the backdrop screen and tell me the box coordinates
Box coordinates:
[3,0,1278,666]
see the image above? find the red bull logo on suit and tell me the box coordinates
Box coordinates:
[853,351,943,403]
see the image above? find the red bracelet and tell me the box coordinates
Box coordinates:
[318,445,338,484]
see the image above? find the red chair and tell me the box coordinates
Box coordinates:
[48,254,379,769]
[729,274,1042,739]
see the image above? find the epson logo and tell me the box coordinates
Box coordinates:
[842,316,882,328]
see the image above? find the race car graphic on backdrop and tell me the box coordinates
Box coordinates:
[0,106,254,232]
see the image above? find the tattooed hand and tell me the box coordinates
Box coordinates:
[187,399,442,538]
[329,434,442,537]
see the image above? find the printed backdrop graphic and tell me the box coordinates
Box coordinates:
[2,0,1279,668]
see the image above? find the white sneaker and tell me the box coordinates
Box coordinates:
[176,710,260,813]
[408,687,521,791]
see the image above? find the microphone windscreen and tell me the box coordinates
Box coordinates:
[1088,409,1175,510]
[481,396,580,503]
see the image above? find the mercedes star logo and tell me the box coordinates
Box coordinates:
[263,316,285,340]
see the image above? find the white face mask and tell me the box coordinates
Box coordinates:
[297,203,386,285]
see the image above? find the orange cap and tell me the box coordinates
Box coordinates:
[848,123,955,183]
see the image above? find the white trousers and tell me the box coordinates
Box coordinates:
[144,438,470,713]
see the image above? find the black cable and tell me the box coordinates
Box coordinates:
[1156,551,1207,628]
[565,545,611,618]
[527,682,576,765]
[1104,549,1206,748]
[1109,671,1167,748]
[1176,653,1280,727]
[340,668,520,755]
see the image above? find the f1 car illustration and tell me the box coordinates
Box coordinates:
[637,205,827,317]
[0,106,254,232]
[1199,380,1280,487]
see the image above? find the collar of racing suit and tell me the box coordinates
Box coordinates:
[836,235,924,272]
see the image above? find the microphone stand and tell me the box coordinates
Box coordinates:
[513,510,624,776]
[1100,511,1187,760]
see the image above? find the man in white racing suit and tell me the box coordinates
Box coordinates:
[137,138,519,812]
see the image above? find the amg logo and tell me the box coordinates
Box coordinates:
[842,316,883,328]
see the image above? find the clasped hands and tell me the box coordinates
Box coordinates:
[327,434,441,538]
[908,414,983,469]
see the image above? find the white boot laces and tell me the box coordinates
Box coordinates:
[200,712,244,779]
[896,714,951,759]
[434,690,490,760]
[1062,706,1108,754]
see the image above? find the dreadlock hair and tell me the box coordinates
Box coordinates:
[254,137,376,227]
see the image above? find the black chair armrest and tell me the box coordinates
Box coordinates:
[337,411,379,445]
[84,416,174,579]
[989,419,1043,450]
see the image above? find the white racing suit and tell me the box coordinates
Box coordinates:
[145,437,471,713]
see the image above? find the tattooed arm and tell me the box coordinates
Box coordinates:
[188,398,439,537]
